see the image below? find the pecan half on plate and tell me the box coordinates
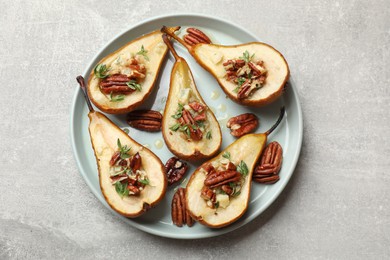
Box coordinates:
[253,141,283,184]
[171,188,194,227]
[183,27,212,46]
[227,113,259,137]
[165,157,188,185]
[126,110,162,132]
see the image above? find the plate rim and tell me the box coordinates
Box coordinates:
[70,12,303,239]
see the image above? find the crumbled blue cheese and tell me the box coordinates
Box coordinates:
[211,52,223,64]
[216,194,230,208]
[178,88,191,103]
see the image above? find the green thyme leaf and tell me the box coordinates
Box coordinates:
[237,77,246,86]
[206,131,212,140]
[173,124,192,138]
[117,138,131,159]
[237,160,249,176]
[109,92,125,102]
[214,201,220,209]
[179,125,191,138]
[137,45,149,61]
[233,191,241,197]
[196,121,205,128]
[229,182,236,188]
[233,87,240,93]
[115,181,128,197]
[185,127,191,138]
[120,153,130,159]
[222,151,231,160]
[94,64,109,78]
[172,103,184,119]
[126,80,142,92]
[240,50,253,63]
[125,168,133,175]
[123,128,129,134]
[169,123,181,131]
[138,178,150,185]
[179,125,188,131]
[172,114,182,119]
[191,124,198,130]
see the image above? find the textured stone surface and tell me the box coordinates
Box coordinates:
[1,0,389,259]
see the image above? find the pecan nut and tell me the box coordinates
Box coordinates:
[227,113,259,137]
[188,101,205,112]
[171,188,194,227]
[204,170,241,189]
[201,186,216,202]
[254,175,280,184]
[237,79,253,99]
[253,141,283,184]
[165,157,188,185]
[221,184,233,195]
[181,110,203,140]
[201,163,215,174]
[126,110,162,132]
[183,27,212,46]
[100,74,134,94]
[130,152,141,172]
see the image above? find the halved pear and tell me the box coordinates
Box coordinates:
[162,26,290,107]
[88,30,168,114]
[77,76,167,217]
[186,107,285,228]
[161,34,222,161]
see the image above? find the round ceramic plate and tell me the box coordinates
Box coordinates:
[70,14,303,239]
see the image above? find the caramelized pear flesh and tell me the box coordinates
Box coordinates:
[186,134,266,228]
[88,112,167,217]
[77,76,167,218]
[161,34,222,160]
[88,31,168,114]
[185,107,285,228]
[161,26,290,107]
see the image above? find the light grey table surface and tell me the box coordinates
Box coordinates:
[1,0,389,259]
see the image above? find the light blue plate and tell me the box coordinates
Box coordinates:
[70,13,303,239]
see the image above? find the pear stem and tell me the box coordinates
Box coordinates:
[161,26,192,51]
[265,106,285,136]
[76,75,94,112]
[162,33,180,61]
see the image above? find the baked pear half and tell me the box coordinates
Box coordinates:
[88,30,168,114]
[186,107,285,228]
[162,26,290,107]
[77,76,167,217]
[161,34,222,161]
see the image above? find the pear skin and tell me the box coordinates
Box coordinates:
[161,26,290,107]
[88,30,168,114]
[161,34,222,161]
